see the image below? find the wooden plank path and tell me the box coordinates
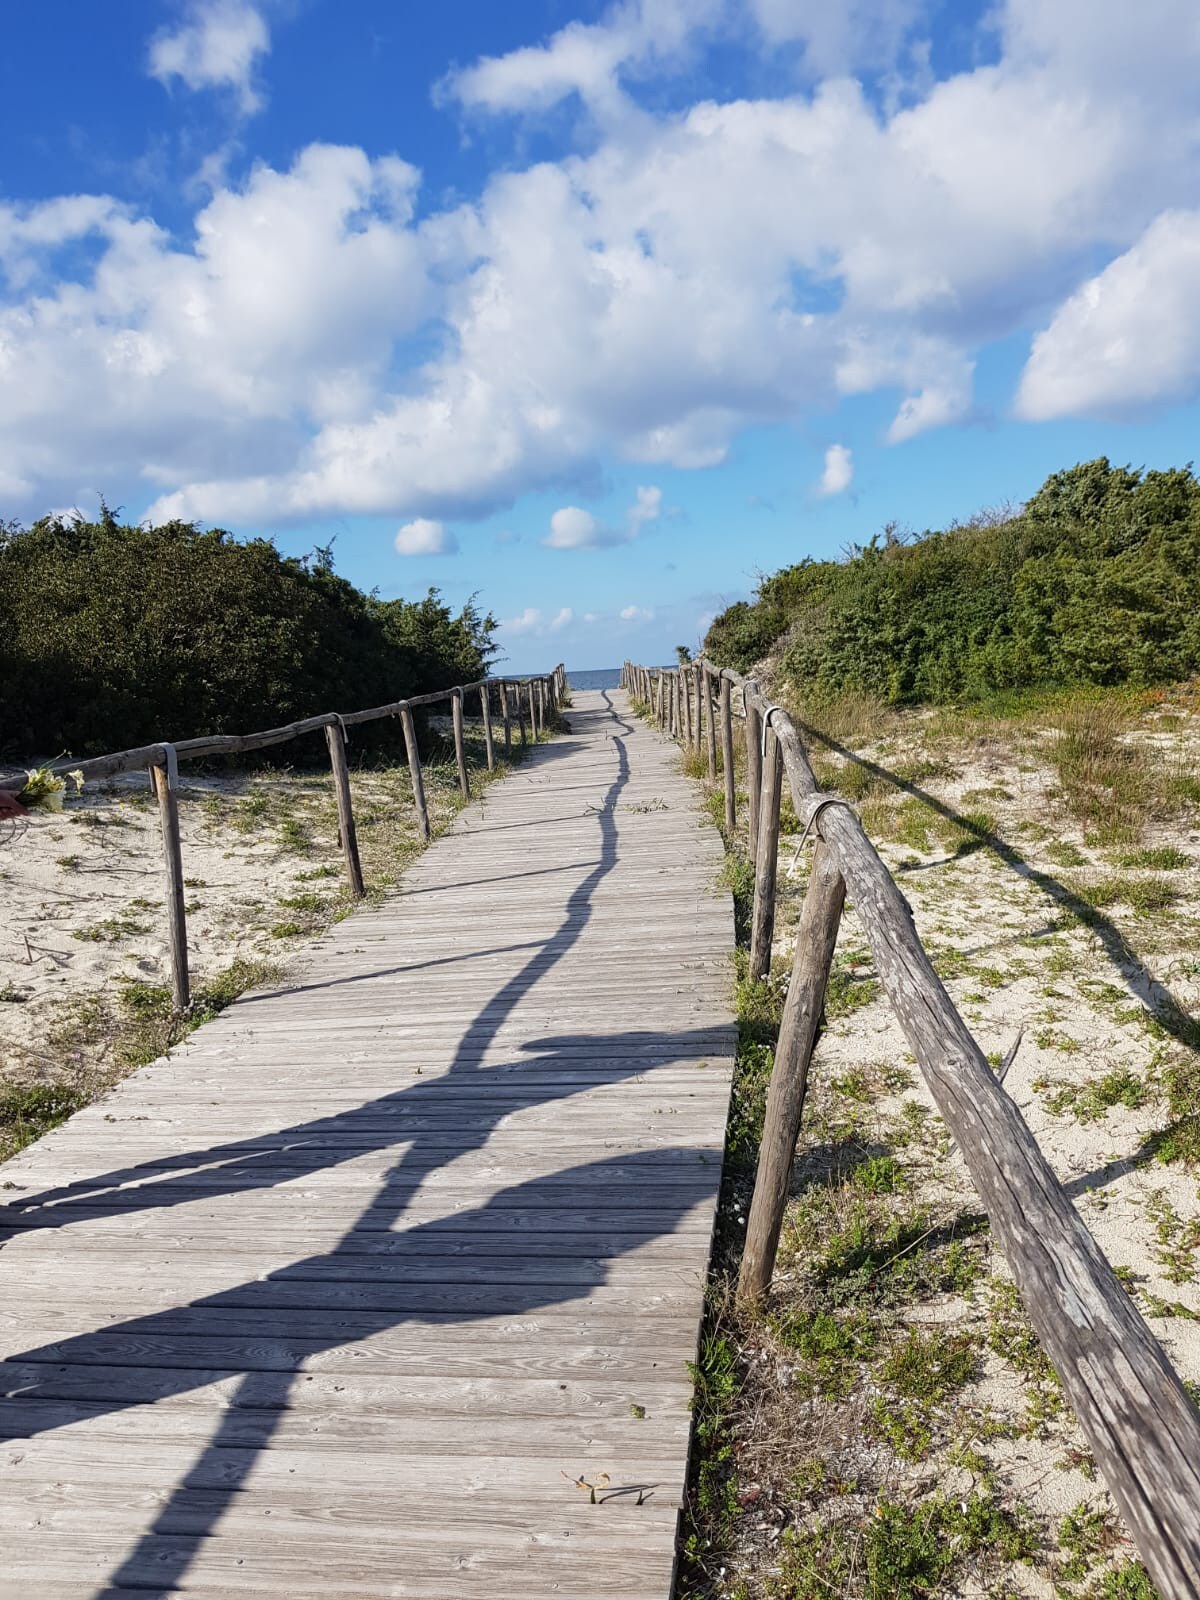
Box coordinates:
[0,688,735,1600]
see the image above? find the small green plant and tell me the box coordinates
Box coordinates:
[1044,1068,1147,1123]
[1076,874,1178,915]
[1114,846,1190,870]
[986,1278,1063,1427]
[824,958,881,1019]
[680,1331,743,1568]
[773,1490,1037,1600]
[1056,1499,1123,1584]
[869,1328,978,1461]
[277,816,313,854]
[771,1307,878,1401]
[73,913,152,943]
[1047,839,1089,868]
[1092,1559,1159,1599]
[279,891,328,913]
[0,1083,86,1161]
[1145,1190,1200,1283]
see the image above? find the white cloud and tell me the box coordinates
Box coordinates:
[546,506,605,549]
[394,517,457,556]
[1016,210,1200,420]
[499,605,577,638]
[5,1,1200,524]
[148,0,270,115]
[544,485,663,550]
[629,483,662,529]
[620,604,655,621]
[818,443,853,496]
[500,607,545,635]
[442,0,724,121]
[747,0,925,78]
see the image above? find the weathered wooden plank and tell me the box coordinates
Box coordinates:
[0,687,733,1600]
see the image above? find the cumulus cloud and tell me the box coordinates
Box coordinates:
[499,605,577,638]
[500,607,544,635]
[544,485,663,550]
[6,1,1200,523]
[818,443,853,496]
[394,517,457,555]
[148,0,270,115]
[1016,210,1200,420]
[629,483,662,529]
[620,604,655,621]
[442,0,724,121]
[545,507,606,549]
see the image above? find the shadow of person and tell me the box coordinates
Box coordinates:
[0,684,725,1597]
[2,1146,720,1594]
[0,1023,724,1242]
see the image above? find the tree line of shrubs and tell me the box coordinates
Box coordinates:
[703,458,1200,704]
[0,509,497,757]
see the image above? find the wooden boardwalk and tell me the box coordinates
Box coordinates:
[0,689,735,1599]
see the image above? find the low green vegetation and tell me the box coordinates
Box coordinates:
[0,508,496,756]
[705,458,1200,704]
[1043,1068,1148,1123]
[0,1083,86,1162]
[639,560,1195,1598]
[771,1490,1037,1600]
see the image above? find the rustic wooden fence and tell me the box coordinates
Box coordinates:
[1,665,566,1015]
[622,658,1200,1600]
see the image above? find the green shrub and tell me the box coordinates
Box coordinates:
[704,459,1200,703]
[0,510,495,756]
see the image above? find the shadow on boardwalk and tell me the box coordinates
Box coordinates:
[0,691,726,1596]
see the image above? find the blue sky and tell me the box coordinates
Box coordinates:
[3,1,1199,671]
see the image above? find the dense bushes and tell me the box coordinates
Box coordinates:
[704,459,1200,703]
[0,510,496,755]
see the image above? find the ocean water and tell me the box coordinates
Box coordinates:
[563,667,623,690]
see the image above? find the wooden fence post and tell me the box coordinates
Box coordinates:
[479,684,495,772]
[498,680,512,754]
[150,753,190,1013]
[745,679,762,862]
[655,670,664,728]
[324,719,364,899]
[703,664,717,781]
[528,681,539,740]
[451,690,470,797]
[738,842,845,1304]
[515,682,527,747]
[680,669,691,748]
[692,662,704,754]
[719,673,736,835]
[399,702,430,841]
[749,721,783,981]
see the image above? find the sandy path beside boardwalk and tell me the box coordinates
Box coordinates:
[0,753,468,1102]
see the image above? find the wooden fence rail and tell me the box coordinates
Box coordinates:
[621,658,1200,1600]
[4,664,566,1015]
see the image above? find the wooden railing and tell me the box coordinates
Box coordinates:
[2,664,567,1014]
[621,658,1200,1600]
